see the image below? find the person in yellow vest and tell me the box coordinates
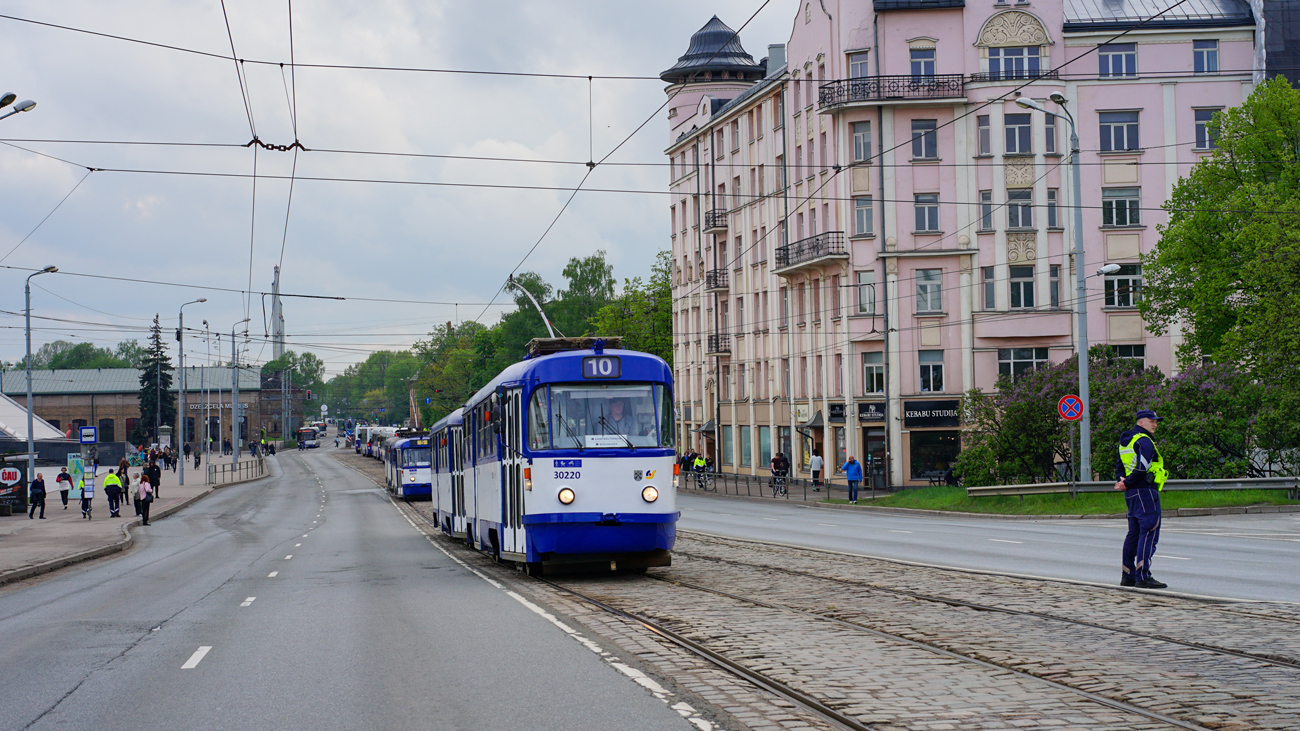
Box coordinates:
[1113,410,1169,589]
[103,470,123,518]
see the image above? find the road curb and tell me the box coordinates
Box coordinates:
[0,463,275,588]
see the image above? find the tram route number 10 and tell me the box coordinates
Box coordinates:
[582,356,621,379]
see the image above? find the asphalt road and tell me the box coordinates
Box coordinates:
[678,493,1300,603]
[1,450,691,731]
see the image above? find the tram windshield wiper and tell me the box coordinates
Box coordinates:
[557,414,584,451]
[598,410,635,451]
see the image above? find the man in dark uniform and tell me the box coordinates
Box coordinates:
[1113,409,1168,589]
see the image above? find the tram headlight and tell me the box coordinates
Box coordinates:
[558,487,576,505]
[641,486,659,503]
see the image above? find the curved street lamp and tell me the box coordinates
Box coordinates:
[25,265,57,486]
[177,299,206,485]
[0,93,37,122]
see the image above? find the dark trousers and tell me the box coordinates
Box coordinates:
[107,494,121,516]
[847,480,860,502]
[134,497,141,516]
[811,470,822,490]
[80,497,93,517]
[139,500,151,525]
[1122,487,1161,581]
[59,490,69,506]
[29,496,44,518]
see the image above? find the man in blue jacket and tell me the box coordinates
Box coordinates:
[1113,410,1168,589]
[841,455,864,504]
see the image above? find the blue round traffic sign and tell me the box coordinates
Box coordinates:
[1058,394,1083,421]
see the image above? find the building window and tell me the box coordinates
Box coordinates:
[1010,265,1035,309]
[910,431,960,481]
[1099,43,1137,77]
[832,274,842,315]
[916,268,943,312]
[758,425,772,467]
[863,352,885,394]
[853,121,872,162]
[99,418,115,443]
[1102,187,1141,227]
[1047,188,1059,228]
[1004,113,1032,154]
[982,266,996,310]
[1112,344,1147,367]
[849,52,870,79]
[979,190,994,231]
[722,424,734,465]
[919,350,945,393]
[857,270,876,314]
[780,287,789,322]
[1050,264,1061,307]
[977,115,991,155]
[1195,108,1220,150]
[910,48,936,77]
[811,277,822,321]
[914,194,940,232]
[1105,264,1143,307]
[740,425,752,466]
[911,119,938,159]
[731,120,740,151]
[1007,188,1033,229]
[988,46,1041,80]
[1193,40,1219,74]
[1045,114,1057,154]
[1099,111,1140,152]
[998,347,1049,380]
[854,196,873,236]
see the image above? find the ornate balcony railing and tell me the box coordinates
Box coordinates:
[705,269,729,290]
[706,334,731,355]
[967,68,1060,83]
[819,74,965,108]
[775,232,846,270]
[704,208,728,231]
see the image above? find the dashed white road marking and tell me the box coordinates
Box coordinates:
[989,539,1023,544]
[889,530,913,534]
[302,534,307,537]
[1162,555,1191,560]
[240,597,256,607]
[295,543,301,547]
[816,523,838,527]
[760,517,778,521]
[267,571,278,578]
[285,555,293,560]
[181,646,212,669]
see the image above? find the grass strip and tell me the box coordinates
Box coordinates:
[824,485,1298,515]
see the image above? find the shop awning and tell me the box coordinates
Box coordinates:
[693,419,716,433]
[798,410,823,434]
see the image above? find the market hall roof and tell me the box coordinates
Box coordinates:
[1064,0,1253,31]
[661,16,764,84]
[0,367,261,396]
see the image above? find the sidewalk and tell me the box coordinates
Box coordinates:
[0,458,275,586]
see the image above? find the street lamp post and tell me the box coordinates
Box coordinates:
[177,299,206,486]
[25,265,57,486]
[0,93,36,123]
[202,321,210,457]
[231,318,250,465]
[1017,93,1094,479]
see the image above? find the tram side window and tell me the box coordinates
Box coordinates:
[529,389,550,449]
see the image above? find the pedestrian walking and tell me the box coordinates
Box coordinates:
[194,450,201,469]
[137,475,154,526]
[184,443,191,461]
[28,473,46,519]
[103,470,123,518]
[147,460,162,500]
[79,472,95,520]
[55,467,72,509]
[809,451,824,492]
[842,455,863,504]
[1114,409,1169,589]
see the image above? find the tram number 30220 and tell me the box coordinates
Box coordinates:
[554,471,581,480]
[582,356,621,379]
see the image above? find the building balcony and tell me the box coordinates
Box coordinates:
[704,268,729,292]
[706,334,731,355]
[967,68,1060,84]
[818,74,966,109]
[703,208,728,234]
[774,232,847,274]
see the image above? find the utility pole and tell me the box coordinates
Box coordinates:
[231,317,249,464]
[271,266,285,360]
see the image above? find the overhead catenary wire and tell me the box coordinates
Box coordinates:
[0,168,94,264]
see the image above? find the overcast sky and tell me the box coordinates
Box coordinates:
[0,0,794,377]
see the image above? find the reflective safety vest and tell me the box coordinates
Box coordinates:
[103,473,122,489]
[693,457,707,471]
[1120,432,1168,491]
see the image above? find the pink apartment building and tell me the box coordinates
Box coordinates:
[665,1,1263,486]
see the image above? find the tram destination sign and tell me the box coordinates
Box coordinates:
[902,400,960,428]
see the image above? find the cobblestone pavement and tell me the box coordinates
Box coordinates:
[331,451,1300,730]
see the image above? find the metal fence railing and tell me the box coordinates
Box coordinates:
[207,456,266,486]
[677,470,891,502]
[967,476,1299,500]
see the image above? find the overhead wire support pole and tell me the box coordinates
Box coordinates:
[508,275,558,338]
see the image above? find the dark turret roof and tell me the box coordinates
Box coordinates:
[661,16,764,84]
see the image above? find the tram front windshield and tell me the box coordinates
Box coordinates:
[529,383,674,450]
[400,447,431,466]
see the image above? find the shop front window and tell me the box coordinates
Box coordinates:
[910,431,960,481]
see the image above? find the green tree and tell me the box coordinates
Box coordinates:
[591,250,673,365]
[550,250,615,336]
[114,340,149,368]
[131,315,175,445]
[46,342,130,369]
[1143,76,1300,385]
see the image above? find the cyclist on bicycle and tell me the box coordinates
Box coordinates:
[691,452,709,488]
[770,451,790,495]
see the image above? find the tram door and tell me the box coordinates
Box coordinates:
[501,388,526,556]
[451,426,467,538]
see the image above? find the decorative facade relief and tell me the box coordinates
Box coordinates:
[1005,159,1035,187]
[1007,233,1036,262]
[976,11,1051,47]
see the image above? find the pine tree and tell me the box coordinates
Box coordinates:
[131,314,175,445]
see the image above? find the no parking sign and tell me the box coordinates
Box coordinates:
[1058,394,1083,421]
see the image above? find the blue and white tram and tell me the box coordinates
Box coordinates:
[456,342,676,574]
[430,409,467,538]
[383,435,433,500]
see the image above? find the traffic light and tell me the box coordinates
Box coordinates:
[305,390,312,400]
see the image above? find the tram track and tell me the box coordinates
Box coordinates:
[673,549,1300,672]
